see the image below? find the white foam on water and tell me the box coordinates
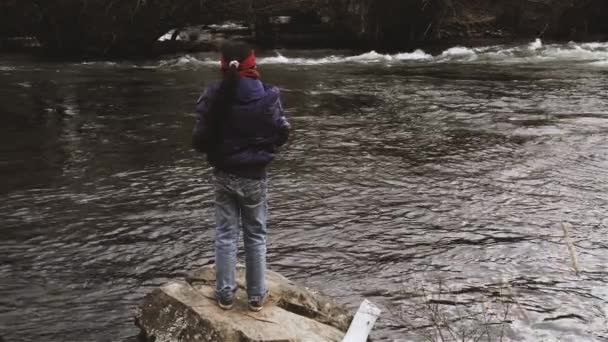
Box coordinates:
[81,61,118,66]
[466,39,608,65]
[257,54,292,64]
[580,42,608,50]
[437,46,478,61]
[257,53,341,65]
[589,60,608,66]
[155,39,608,68]
[541,45,608,61]
[395,49,434,60]
[159,55,218,68]
[529,38,543,50]
[257,50,432,65]
[346,50,391,62]
[258,54,344,65]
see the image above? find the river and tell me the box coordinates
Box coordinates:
[1,40,607,341]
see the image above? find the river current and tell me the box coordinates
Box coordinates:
[1,40,607,341]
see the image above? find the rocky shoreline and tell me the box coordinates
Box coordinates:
[135,265,352,342]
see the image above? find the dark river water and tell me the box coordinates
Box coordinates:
[1,41,607,341]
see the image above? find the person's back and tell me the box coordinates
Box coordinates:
[192,42,289,311]
[195,77,288,178]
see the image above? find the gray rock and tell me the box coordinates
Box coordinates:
[136,265,352,342]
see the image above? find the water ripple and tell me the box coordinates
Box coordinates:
[1,50,607,341]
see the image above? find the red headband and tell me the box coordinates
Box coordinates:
[220,52,260,79]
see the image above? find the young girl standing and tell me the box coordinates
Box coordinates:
[192,42,290,311]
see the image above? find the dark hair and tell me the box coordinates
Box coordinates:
[207,41,253,147]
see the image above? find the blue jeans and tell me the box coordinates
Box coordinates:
[214,171,268,302]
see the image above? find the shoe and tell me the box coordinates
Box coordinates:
[217,296,234,310]
[248,293,268,312]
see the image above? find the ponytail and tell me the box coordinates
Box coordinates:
[207,61,240,149]
[207,41,254,152]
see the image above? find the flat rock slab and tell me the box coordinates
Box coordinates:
[136,265,352,342]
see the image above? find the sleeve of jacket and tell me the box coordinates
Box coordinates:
[271,91,290,147]
[192,87,213,153]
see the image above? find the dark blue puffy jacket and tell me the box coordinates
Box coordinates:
[192,77,290,179]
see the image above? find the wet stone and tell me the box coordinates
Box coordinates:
[135,265,352,342]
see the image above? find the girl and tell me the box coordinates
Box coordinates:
[192,42,290,311]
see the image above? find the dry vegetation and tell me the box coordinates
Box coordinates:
[2,0,607,55]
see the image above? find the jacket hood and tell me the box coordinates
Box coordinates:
[235,77,266,103]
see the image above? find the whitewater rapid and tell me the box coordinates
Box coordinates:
[155,39,608,68]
